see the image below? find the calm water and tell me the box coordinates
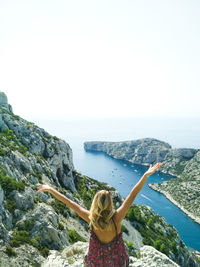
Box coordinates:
[34,117,200,251]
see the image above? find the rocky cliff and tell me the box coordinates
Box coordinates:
[84,139,197,173]
[84,140,200,225]
[0,92,199,266]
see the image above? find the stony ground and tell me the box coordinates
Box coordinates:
[42,241,180,267]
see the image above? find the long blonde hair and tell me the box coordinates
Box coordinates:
[89,190,115,230]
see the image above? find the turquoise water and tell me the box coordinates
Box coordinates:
[34,117,200,251]
[72,145,200,251]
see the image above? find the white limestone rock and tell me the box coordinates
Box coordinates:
[10,187,35,211]
[0,244,45,267]
[0,185,3,206]
[0,91,13,113]
[0,223,8,247]
[30,203,69,250]
[42,242,180,267]
[41,241,88,267]
[129,245,180,267]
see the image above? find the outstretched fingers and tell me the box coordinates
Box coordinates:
[34,181,51,193]
[154,162,163,170]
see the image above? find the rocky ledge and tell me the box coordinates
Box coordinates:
[41,241,180,267]
[84,140,200,225]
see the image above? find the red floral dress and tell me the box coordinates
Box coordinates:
[84,220,129,267]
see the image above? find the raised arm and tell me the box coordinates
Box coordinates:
[35,182,90,223]
[115,163,162,224]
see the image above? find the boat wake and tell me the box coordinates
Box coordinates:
[141,194,153,202]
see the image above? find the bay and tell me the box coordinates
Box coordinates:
[34,117,200,251]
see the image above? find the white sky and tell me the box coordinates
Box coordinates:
[0,0,200,119]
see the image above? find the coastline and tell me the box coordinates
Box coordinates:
[84,147,200,225]
[148,184,200,226]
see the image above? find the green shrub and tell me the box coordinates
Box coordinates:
[160,243,169,256]
[170,241,178,254]
[68,258,75,264]
[34,197,43,203]
[68,229,86,244]
[0,147,8,156]
[127,242,134,250]
[26,123,32,129]
[5,246,17,257]
[126,206,145,224]
[18,145,28,155]
[153,239,169,256]
[153,239,161,250]
[124,240,135,257]
[9,228,49,258]
[51,198,70,218]
[17,218,35,231]
[58,222,65,230]
[147,218,154,227]
[0,168,25,195]
[136,252,141,259]
[39,247,49,257]
[5,199,16,213]
[121,224,129,234]
[33,171,43,183]
[9,230,39,248]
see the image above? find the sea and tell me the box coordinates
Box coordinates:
[33,117,200,251]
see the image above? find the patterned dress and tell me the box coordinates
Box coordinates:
[84,219,129,267]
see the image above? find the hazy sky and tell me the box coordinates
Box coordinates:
[0,0,200,119]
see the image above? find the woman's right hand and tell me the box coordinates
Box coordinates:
[35,181,52,193]
[144,162,163,177]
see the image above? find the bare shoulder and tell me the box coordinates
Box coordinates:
[113,209,121,223]
[113,211,122,232]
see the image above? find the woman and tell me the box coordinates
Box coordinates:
[36,162,162,266]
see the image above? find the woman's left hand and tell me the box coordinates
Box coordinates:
[144,162,163,177]
[35,181,52,193]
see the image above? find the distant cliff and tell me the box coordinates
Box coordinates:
[84,140,200,224]
[0,92,199,266]
[84,139,171,165]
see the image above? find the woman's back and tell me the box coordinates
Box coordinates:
[92,215,121,243]
[84,217,129,267]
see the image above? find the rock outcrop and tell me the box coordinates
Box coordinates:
[0,91,13,114]
[129,245,180,267]
[0,94,75,192]
[41,242,180,267]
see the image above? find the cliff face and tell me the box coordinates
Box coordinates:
[84,139,197,175]
[0,94,75,193]
[0,92,199,266]
[84,139,172,166]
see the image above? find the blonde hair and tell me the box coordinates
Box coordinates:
[89,190,115,230]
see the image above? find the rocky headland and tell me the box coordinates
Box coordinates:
[84,139,200,225]
[0,92,199,266]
